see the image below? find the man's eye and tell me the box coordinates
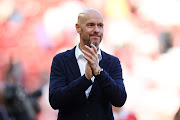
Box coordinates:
[99,24,103,27]
[87,24,93,26]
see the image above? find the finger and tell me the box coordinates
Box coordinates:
[82,49,97,61]
[90,44,97,54]
[84,45,96,58]
[82,50,96,64]
[83,55,95,64]
[82,50,95,60]
[82,49,92,58]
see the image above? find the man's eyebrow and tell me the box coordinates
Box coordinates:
[87,22,94,24]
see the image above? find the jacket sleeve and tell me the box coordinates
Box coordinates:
[95,57,127,107]
[49,55,92,110]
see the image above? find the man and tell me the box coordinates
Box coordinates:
[49,8,127,120]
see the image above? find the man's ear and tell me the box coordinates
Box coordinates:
[75,23,81,33]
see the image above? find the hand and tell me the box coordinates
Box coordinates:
[85,62,93,80]
[82,44,101,76]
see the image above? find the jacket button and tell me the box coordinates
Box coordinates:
[86,101,90,104]
[85,114,89,117]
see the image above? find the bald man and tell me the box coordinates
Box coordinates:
[49,8,127,120]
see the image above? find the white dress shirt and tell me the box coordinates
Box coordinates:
[75,43,102,98]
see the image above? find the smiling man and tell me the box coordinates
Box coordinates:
[49,8,127,120]
[76,8,103,49]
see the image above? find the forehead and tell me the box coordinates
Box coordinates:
[81,11,103,24]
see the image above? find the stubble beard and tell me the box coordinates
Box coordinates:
[81,29,102,48]
[84,38,91,47]
[83,38,101,48]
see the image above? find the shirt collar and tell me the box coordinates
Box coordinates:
[75,43,102,61]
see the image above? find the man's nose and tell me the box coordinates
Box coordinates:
[94,25,100,33]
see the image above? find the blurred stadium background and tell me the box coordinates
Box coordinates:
[0,0,180,120]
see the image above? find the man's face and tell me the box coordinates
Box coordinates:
[78,11,104,48]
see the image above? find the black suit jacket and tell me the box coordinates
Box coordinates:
[49,46,127,120]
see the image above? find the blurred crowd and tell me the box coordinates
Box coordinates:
[0,0,180,120]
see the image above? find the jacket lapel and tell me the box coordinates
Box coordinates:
[99,52,110,72]
[65,47,81,80]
